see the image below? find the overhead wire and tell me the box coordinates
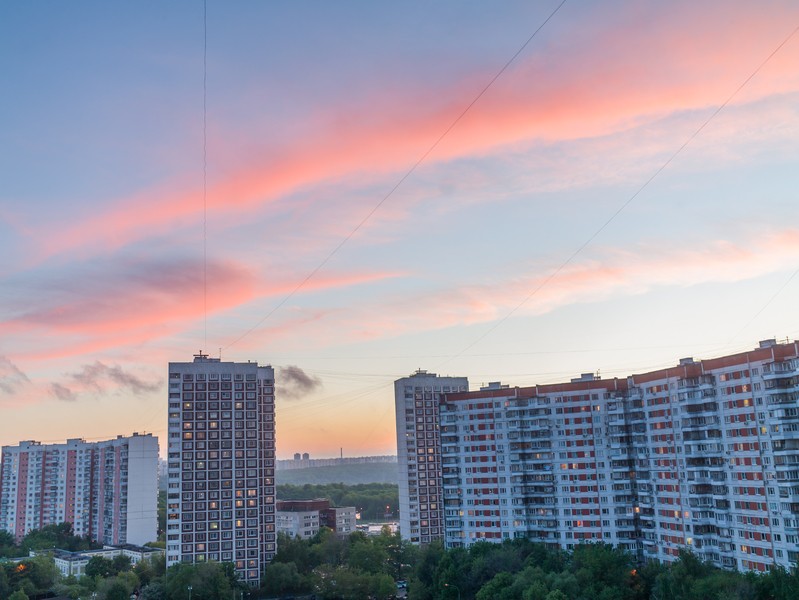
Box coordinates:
[725,267,799,348]
[203,0,208,352]
[223,0,568,351]
[435,20,799,369]
[122,12,798,446]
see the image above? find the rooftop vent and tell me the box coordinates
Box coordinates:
[480,381,509,391]
[570,373,598,383]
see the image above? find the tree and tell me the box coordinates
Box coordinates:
[261,561,308,597]
[369,572,397,599]
[754,567,799,600]
[348,538,389,575]
[53,573,96,600]
[273,532,315,573]
[476,571,516,600]
[0,566,10,599]
[104,580,131,600]
[19,522,96,554]
[110,554,132,574]
[139,580,167,600]
[7,556,60,596]
[134,558,154,587]
[164,562,241,600]
[409,539,445,599]
[9,590,29,600]
[310,528,348,568]
[571,542,635,599]
[150,552,167,577]
[0,530,17,558]
[85,556,114,579]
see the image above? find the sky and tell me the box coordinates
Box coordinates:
[2,1,799,459]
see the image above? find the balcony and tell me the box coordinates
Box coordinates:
[680,375,715,389]
[683,402,718,416]
[768,391,799,405]
[763,362,799,378]
[773,440,799,453]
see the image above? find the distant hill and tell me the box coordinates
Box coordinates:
[276,462,398,485]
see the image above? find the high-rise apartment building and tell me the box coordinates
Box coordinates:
[394,370,468,544]
[0,433,158,546]
[396,340,799,573]
[166,354,276,587]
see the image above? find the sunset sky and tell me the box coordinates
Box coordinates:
[2,1,799,459]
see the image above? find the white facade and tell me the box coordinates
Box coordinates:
[396,341,799,573]
[166,355,277,587]
[52,544,164,577]
[0,434,158,545]
[324,506,357,535]
[394,371,468,544]
[276,509,320,539]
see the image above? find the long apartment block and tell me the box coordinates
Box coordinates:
[166,354,276,588]
[0,433,158,546]
[395,339,799,572]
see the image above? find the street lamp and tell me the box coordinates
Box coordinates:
[188,584,193,600]
[444,583,461,600]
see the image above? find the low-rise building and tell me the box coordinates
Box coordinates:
[321,506,357,535]
[276,499,357,539]
[50,544,164,577]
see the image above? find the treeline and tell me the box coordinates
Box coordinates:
[7,521,799,599]
[265,531,799,600]
[0,545,245,600]
[264,528,411,598]
[0,522,101,558]
[410,540,799,600]
[277,463,399,485]
[53,553,247,600]
[277,482,399,521]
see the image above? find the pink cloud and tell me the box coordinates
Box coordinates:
[29,4,799,260]
[229,228,799,351]
[1,257,400,362]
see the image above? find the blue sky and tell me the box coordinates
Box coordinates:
[2,1,799,457]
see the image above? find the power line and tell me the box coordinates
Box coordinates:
[437,21,799,368]
[224,0,568,350]
[203,0,208,351]
[727,267,799,345]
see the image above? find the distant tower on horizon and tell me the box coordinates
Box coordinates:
[166,354,276,588]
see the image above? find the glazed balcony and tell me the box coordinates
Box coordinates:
[768,391,799,405]
[763,362,799,378]
[679,375,715,389]
[683,402,718,416]
[773,440,799,453]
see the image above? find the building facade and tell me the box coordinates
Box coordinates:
[275,499,357,540]
[52,544,164,578]
[395,340,799,573]
[394,370,469,544]
[0,433,158,546]
[276,499,328,540]
[321,506,357,536]
[166,355,276,587]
